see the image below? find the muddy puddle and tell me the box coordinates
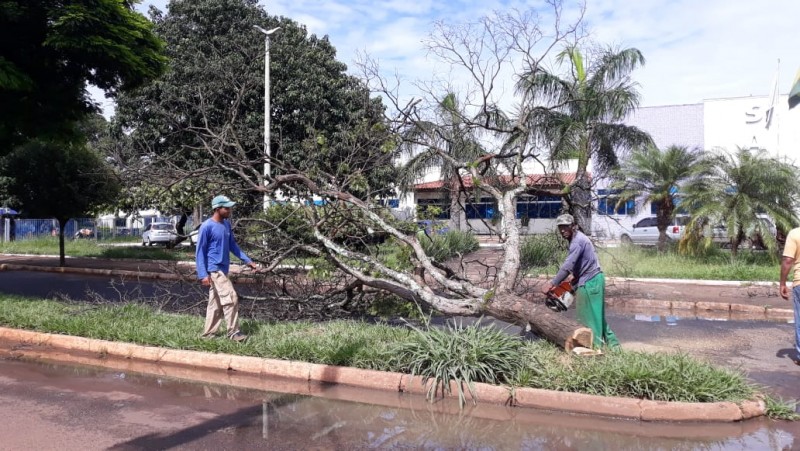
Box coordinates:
[1,343,797,450]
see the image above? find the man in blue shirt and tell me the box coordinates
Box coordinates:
[541,214,620,349]
[196,195,257,341]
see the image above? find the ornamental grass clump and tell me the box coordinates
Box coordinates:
[419,230,479,262]
[520,232,565,270]
[514,341,755,403]
[392,318,522,407]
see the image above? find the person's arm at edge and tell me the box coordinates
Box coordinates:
[228,222,256,269]
[196,226,209,280]
[541,240,579,294]
[780,231,797,300]
[780,256,794,300]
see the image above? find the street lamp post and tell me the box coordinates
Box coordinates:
[254,25,280,211]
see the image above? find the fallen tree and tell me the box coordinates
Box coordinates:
[112,2,637,349]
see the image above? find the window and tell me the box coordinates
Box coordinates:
[633,217,657,228]
[516,195,561,219]
[598,189,635,216]
[466,197,496,219]
[417,198,449,219]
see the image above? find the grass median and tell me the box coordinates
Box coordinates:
[521,234,778,281]
[2,294,795,418]
[0,238,194,261]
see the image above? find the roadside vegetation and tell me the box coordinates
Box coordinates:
[3,231,778,281]
[1,295,795,418]
[519,234,778,281]
[0,238,194,261]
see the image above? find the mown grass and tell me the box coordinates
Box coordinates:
[0,237,195,261]
[598,246,778,281]
[520,234,778,281]
[2,295,791,415]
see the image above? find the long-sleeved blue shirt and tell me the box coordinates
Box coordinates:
[551,230,602,288]
[195,218,251,279]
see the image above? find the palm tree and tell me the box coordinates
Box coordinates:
[398,92,485,230]
[516,46,652,232]
[682,147,800,258]
[613,145,709,251]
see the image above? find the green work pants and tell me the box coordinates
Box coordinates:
[575,273,620,349]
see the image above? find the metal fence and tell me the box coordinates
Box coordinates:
[1,217,196,242]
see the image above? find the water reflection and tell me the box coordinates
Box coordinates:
[2,356,795,450]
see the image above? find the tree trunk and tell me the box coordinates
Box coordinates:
[168,212,190,248]
[655,204,673,253]
[570,175,593,235]
[58,218,67,267]
[485,292,594,350]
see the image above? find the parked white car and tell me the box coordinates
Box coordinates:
[141,222,177,246]
[620,216,690,246]
[706,214,777,248]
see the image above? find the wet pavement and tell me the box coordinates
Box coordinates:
[0,356,798,450]
[3,259,800,448]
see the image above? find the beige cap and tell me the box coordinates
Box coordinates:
[555,213,574,226]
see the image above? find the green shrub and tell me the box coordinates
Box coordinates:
[520,232,565,269]
[419,230,479,262]
[514,341,755,403]
[393,319,522,407]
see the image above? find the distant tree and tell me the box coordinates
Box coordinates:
[0,0,166,152]
[516,46,652,232]
[613,145,709,251]
[0,140,120,266]
[682,147,800,257]
[112,0,395,214]
[398,92,486,231]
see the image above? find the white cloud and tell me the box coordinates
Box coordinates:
[119,0,800,113]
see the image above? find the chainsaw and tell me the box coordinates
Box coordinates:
[545,280,575,312]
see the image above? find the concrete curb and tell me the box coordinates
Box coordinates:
[531,274,785,287]
[606,297,794,318]
[0,263,183,281]
[0,326,766,422]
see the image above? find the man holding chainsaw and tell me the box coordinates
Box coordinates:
[541,214,620,349]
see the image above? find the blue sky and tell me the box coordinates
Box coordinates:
[110,0,799,114]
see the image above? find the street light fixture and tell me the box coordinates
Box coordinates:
[254,25,280,210]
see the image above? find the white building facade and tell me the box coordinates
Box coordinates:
[593,94,800,240]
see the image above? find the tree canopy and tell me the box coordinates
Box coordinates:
[112,0,396,213]
[516,45,652,232]
[0,139,120,265]
[614,145,710,251]
[681,147,799,257]
[0,0,166,152]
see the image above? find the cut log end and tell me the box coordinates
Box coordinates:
[565,328,593,352]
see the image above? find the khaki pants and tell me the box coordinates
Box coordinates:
[202,271,240,338]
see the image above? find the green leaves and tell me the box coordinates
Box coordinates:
[394,319,522,408]
[681,147,799,256]
[0,0,166,152]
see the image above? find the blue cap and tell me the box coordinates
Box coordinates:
[211,195,236,209]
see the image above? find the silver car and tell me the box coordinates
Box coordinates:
[620,216,689,246]
[141,222,177,246]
